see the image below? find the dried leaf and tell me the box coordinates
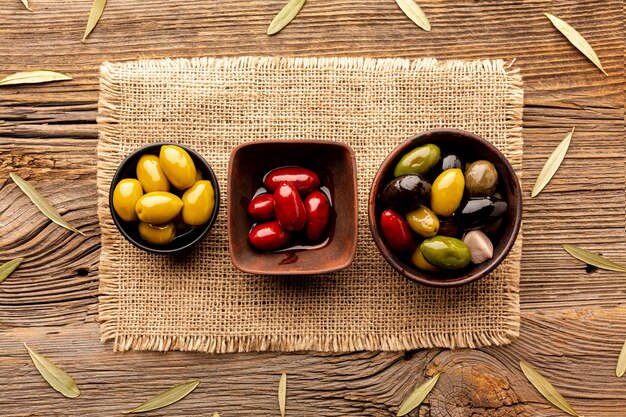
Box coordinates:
[397,373,440,416]
[267,0,306,35]
[20,0,32,11]
[395,0,431,31]
[563,244,626,273]
[0,258,23,284]
[278,373,287,417]
[531,128,574,197]
[0,70,72,87]
[24,344,80,398]
[125,380,200,414]
[616,341,626,377]
[545,13,607,76]
[83,0,107,42]
[10,173,85,236]
[212,413,220,417]
[520,361,581,417]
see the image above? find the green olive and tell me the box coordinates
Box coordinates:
[112,179,143,222]
[406,206,439,237]
[181,180,215,226]
[136,154,170,192]
[135,191,183,224]
[411,248,443,273]
[138,222,176,245]
[420,236,471,270]
[430,168,465,217]
[159,145,196,190]
[394,144,441,177]
[465,160,498,197]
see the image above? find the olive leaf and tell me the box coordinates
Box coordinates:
[0,258,23,285]
[125,380,200,414]
[396,373,440,416]
[563,244,626,273]
[20,0,32,11]
[83,0,107,42]
[0,70,72,87]
[520,361,581,417]
[616,341,626,377]
[531,128,574,197]
[267,0,306,35]
[24,344,80,398]
[278,373,287,417]
[395,0,431,31]
[545,13,607,75]
[10,173,85,236]
[212,413,220,417]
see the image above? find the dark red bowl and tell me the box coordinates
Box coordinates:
[228,140,358,275]
[368,129,522,287]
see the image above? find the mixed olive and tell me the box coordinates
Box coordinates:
[112,145,215,246]
[247,167,332,252]
[378,142,507,273]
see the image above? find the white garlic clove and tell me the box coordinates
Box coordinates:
[463,230,494,264]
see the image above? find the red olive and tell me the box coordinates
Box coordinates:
[380,209,416,254]
[248,221,291,251]
[248,194,276,221]
[263,167,320,195]
[274,182,307,231]
[304,190,330,241]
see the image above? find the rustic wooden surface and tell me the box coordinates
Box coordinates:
[0,0,624,415]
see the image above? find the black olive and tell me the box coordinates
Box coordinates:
[380,174,431,213]
[458,197,507,230]
[429,151,465,181]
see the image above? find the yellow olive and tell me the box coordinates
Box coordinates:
[406,207,440,238]
[411,248,443,273]
[181,180,215,226]
[112,179,143,222]
[159,145,196,190]
[431,168,465,217]
[136,154,170,192]
[195,170,203,181]
[135,191,183,224]
[138,222,176,245]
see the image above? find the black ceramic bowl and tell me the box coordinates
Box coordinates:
[368,129,522,287]
[109,142,220,254]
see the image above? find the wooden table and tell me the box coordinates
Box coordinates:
[1,1,624,415]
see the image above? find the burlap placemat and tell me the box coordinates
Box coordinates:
[97,56,523,353]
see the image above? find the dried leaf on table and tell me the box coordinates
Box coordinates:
[563,244,626,273]
[83,0,107,42]
[616,340,626,377]
[396,373,440,416]
[20,0,32,11]
[0,258,23,284]
[395,0,431,31]
[10,173,85,236]
[278,373,287,417]
[125,380,200,414]
[545,13,607,75]
[267,0,306,35]
[24,344,80,398]
[0,70,71,86]
[531,127,574,197]
[520,361,582,417]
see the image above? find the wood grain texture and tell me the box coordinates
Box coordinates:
[0,0,624,415]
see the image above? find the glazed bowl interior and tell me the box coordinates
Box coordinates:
[368,129,522,287]
[228,140,358,275]
[109,142,220,254]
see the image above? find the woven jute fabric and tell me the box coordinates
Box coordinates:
[97,56,523,353]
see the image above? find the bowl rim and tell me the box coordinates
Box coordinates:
[109,142,221,255]
[368,128,522,287]
[227,139,358,275]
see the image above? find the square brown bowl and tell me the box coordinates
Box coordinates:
[228,140,357,275]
